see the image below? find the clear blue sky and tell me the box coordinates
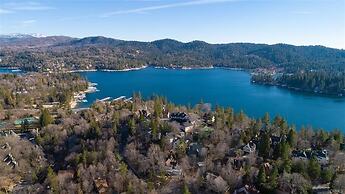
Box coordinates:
[1,0,344,48]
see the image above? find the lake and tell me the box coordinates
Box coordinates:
[0,68,23,74]
[79,67,345,131]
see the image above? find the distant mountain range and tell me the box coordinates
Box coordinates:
[0,34,344,72]
[0,34,74,48]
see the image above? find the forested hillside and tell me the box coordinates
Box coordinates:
[1,35,344,71]
[1,35,344,95]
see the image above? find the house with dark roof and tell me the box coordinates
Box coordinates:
[292,149,329,165]
[314,150,329,165]
[270,135,282,146]
[169,112,190,123]
[233,185,260,194]
[312,184,332,194]
[188,143,203,157]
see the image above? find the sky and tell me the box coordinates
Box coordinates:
[0,0,344,49]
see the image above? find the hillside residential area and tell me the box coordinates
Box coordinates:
[1,0,344,193]
[0,72,345,193]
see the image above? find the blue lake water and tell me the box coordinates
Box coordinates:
[79,67,345,131]
[0,68,23,74]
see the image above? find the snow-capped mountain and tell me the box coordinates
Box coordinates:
[0,33,46,39]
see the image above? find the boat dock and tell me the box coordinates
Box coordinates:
[113,96,126,101]
[97,97,111,102]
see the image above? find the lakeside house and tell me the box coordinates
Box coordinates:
[292,149,329,165]
[168,112,201,133]
[169,112,190,123]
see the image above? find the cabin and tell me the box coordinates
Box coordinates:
[312,184,332,194]
[181,122,194,133]
[292,150,309,161]
[203,112,215,125]
[233,185,260,194]
[138,109,150,118]
[314,150,329,165]
[42,102,60,109]
[0,130,18,137]
[197,161,206,167]
[188,143,203,157]
[166,132,184,149]
[169,112,190,123]
[14,117,39,128]
[270,135,282,146]
[242,142,256,154]
[292,149,329,165]
[165,152,182,176]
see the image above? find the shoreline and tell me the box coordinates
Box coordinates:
[67,69,97,73]
[4,65,247,74]
[100,65,148,72]
[69,65,245,72]
[70,82,98,109]
[251,81,345,98]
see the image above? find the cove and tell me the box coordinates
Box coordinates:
[79,67,345,131]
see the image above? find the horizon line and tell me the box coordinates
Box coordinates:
[1,33,344,50]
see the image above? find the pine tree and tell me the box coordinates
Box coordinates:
[308,157,321,180]
[257,166,266,185]
[182,183,191,194]
[268,166,279,189]
[39,108,52,127]
[321,168,333,183]
[258,133,271,159]
[128,117,136,135]
[47,166,58,193]
[153,97,163,118]
[226,108,234,129]
[263,112,270,126]
[287,127,297,147]
[280,142,291,161]
[238,110,245,123]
